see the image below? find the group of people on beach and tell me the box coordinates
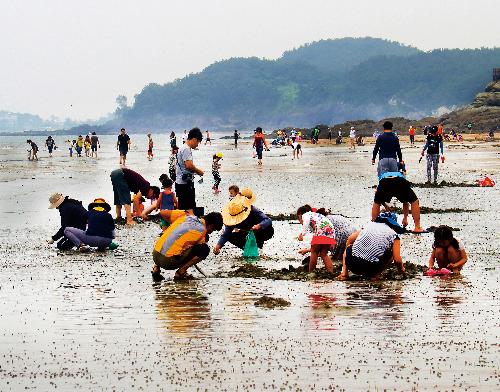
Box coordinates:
[46,122,468,282]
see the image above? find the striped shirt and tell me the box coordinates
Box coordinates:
[327,215,357,247]
[352,222,398,263]
[154,211,206,257]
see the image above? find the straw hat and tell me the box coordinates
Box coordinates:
[239,187,256,204]
[221,195,253,226]
[48,193,65,209]
[88,198,111,212]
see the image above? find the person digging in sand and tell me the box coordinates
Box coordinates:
[427,225,468,274]
[47,192,88,250]
[372,164,423,233]
[298,208,357,262]
[151,210,223,281]
[296,205,336,274]
[63,198,116,251]
[110,167,160,225]
[213,188,274,255]
[338,220,405,280]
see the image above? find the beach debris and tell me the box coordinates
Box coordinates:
[254,295,291,308]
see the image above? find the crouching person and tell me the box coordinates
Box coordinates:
[151,210,223,281]
[338,221,405,280]
[63,198,115,251]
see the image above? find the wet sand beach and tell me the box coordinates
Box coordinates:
[0,135,499,390]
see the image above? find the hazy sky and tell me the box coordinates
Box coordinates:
[0,0,498,120]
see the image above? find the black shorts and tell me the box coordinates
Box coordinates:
[345,246,393,277]
[175,182,196,210]
[374,177,417,205]
[91,145,97,152]
[119,149,128,157]
[153,244,210,270]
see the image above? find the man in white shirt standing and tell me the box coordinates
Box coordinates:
[349,126,356,150]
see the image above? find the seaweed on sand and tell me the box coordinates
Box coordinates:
[214,261,426,281]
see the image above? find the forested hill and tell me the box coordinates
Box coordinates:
[117,37,499,130]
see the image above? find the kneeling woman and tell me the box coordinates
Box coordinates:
[213,188,274,254]
[64,198,115,251]
[338,221,405,280]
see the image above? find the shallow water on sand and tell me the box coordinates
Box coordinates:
[0,135,499,390]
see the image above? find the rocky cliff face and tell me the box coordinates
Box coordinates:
[471,81,500,107]
[438,80,500,131]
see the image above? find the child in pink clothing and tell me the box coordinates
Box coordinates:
[297,205,336,273]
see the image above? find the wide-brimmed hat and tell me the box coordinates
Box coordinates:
[239,187,256,204]
[88,198,111,212]
[221,195,253,226]
[48,193,65,209]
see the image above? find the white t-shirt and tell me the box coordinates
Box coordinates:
[175,144,193,184]
[182,133,187,142]
[350,129,356,138]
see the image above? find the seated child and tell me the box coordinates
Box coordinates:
[132,193,145,217]
[428,225,468,273]
[141,174,178,230]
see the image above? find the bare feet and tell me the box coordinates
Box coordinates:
[337,274,348,281]
[412,226,424,233]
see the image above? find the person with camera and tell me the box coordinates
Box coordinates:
[175,127,204,213]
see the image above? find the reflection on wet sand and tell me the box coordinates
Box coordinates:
[433,275,469,324]
[154,281,212,337]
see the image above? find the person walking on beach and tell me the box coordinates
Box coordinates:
[422,125,444,184]
[328,129,332,141]
[175,127,204,213]
[234,129,240,148]
[90,132,100,158]
[64,198,116,251]
[170,131,177,149]
[181,130,187,144]
[349,127,356,149]
[26,140,38,161]
[253,127,269,166]
[110,167,160,225]
[151,210,223,281]
[213,188,274,255]
[372,121,403,178]
[147,133,154,161]
[84,135,91,157]
[338,220,405,280]
[117,128,131,166]
[75,135,84,157]
[409,126,416,147]
[205,130,212,145]
[45,136,56,157]
[47,193,88,250]
[212,153,223,193]
[169,146,178,181]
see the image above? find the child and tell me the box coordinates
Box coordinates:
[212,153,223,193]
[291,140,302,159]
[68,140,75,157]
[428,225,468,273]
[168,146,178,181]
[76,135,84,157]
[142,174,178,231]
[147,133,154,161]
[132,193,145,217]
[296,205,336,273]
[228,185,240,199]
[84,135,91,157]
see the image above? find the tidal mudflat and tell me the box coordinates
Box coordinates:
[0,136,498,390]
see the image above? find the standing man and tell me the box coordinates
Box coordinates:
[372,121,403,178]
[175,127,204,213]
[349,126,356,149]
[409,126,415,147]
[181,130,187,144]
[328,129,332,142]
[45,136,56,157]
[117,128,131,166]
[234,129,240,148]
[205,130,212,145]
[90,131,100,158]
[422,125,445,184]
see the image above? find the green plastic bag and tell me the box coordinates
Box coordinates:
[243,231,259,262]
